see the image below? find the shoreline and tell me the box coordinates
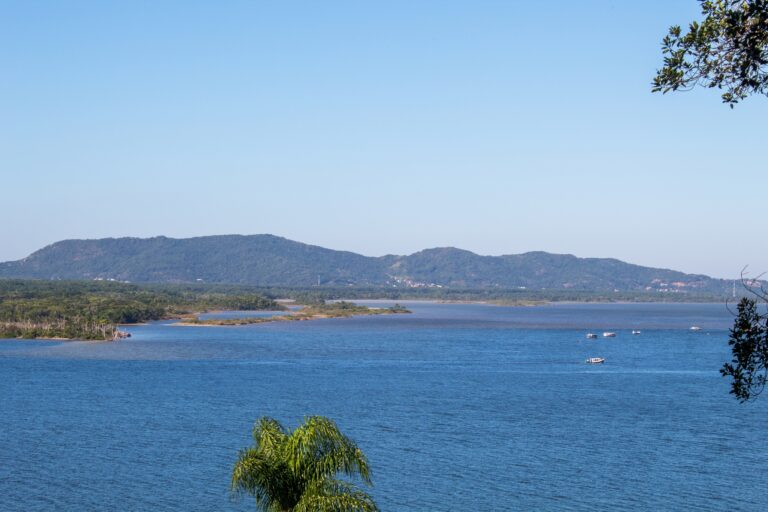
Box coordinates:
[339,298,731,306]
[0,335,118,342]
[175,304,411,327]
[2,300,731,340]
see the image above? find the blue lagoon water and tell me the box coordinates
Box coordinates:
[1,302,766,511]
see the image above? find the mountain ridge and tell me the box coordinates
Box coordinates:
[0,234,733,295]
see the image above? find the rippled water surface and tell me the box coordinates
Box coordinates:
[1,302,766,511]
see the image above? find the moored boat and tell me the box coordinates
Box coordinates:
[632,330,641,335]
[586,333,598,339]
[602,332,616,338]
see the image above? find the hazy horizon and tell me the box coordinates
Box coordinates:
[2,1,766,278]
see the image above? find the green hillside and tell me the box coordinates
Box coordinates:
[0,234,736,295]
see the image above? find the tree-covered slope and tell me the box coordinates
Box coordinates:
[0,235,383,286]
[384,248,723,293]
[0,234,734,294]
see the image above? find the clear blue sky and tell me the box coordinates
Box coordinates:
[1,1,766,278]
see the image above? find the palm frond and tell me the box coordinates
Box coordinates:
[231,448,300,511]
[233,416,378,511]
[253,416,288,457]
[286,416,372,484]
[294,479,379,512]
[231,448,273,508]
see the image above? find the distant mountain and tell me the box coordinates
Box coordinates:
[0,234,735,295]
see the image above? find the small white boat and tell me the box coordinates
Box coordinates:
[586,333,598,339]
[602,332,616,338]
[632,330,641,335]
[586,357,605,364]
[690,326,702,331]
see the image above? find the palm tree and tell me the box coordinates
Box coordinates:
[231,416,379,512]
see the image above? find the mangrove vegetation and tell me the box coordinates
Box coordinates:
[0,280,283,340]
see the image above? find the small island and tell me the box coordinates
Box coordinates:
[178,301,411,326]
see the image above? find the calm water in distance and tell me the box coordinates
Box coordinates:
[1,302,766,511]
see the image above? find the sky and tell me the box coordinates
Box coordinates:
[1,1,766,279]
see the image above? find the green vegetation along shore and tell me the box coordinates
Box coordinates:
[194,285,732,304]
[0,276,732,341]
[0,280,411,341]
[0,280,283,341]
[180,301,411,326]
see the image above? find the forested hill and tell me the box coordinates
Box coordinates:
[0,234,735,295]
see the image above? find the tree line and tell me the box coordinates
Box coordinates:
[0,280,282,340]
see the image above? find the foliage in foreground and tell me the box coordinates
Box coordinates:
[653,0,768,106]
[232,416,378,512]
[721,297,768,401]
